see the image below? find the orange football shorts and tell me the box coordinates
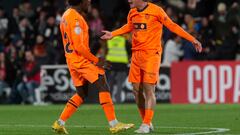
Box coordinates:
[128,50,161,84]
[68,61,105,87]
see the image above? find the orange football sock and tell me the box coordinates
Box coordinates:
[143,109,154,126]
[99,92,116,121]
[59,94,83,121]
[138,108,145,120]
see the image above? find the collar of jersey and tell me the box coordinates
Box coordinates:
[137,3,149,12]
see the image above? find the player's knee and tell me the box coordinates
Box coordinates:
[144,89,154,96]
[142,89,154,99]
[143,83,155,92]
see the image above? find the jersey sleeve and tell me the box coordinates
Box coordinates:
[69,17,99,63]
[157,7,195,42]
[112,11,133,37]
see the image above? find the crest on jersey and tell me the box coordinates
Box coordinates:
[145,14,150,19]
[74,26,82,35]
[74,19,82,35]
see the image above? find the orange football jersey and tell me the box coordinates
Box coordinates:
[112,3,195,52]
[60,8,98,69]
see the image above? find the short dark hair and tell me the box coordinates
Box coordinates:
[67,0,82,6]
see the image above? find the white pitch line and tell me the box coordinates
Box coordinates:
[154,126,230,135]
[166,127,230,135]
[0,124,230,135]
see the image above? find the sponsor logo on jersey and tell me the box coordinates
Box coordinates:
[133,23,147,30]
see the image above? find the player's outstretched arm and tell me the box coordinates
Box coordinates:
[101,23,132,40]
[158,7,202,53]
[165,22,202,53]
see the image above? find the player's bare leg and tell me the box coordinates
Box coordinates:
[132,83,145,119]
[133,83,154,133]
[94,75,134,133]
[135,83,156,134]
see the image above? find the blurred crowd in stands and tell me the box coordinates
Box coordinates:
[0,0,239,104]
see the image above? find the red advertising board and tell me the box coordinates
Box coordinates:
[171,61,240,104]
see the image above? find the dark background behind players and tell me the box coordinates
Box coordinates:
[0,0,239,104]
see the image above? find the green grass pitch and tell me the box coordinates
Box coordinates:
[0,104,239,135]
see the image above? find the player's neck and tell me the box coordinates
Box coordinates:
[137,2,148,12]
[71,6,86,16]
[71,6,81,12]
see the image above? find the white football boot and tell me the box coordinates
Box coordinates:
[134,123,150,134]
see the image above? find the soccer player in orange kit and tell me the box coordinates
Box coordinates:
[51,0,134,134]
[101,0,202,133]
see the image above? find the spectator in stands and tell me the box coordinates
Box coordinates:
[227,2,240,29]
[8,7,21,37]
[167,0,185,10]
[18,17,35,47]
[19,0,35,23]
[89,7,105,55]
[44,15,58,44]
[12,7,21,24]
[0,53,6,79]
[43,15,59,64]
[0,52,9,103]
[216,22,239,60]
[182,14,196,33]
[34,35,52,65]
[4,39,17,65]
[162,35,183,66]
[89,7,104,37]
[0,7,9,42]
[227,2,240,56]
[56,10,63,25]
[41,0,57,17]
[33,35,47,58]
[229,2,240,58]
[186,0,200,17]
[35,9,47,35]
[17,50,40,104]
[213,2,228,40]
[197,17,214,60]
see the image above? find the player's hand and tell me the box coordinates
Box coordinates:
[192,39,202,53]
[96,57,112,70]
[100,30,113,40]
